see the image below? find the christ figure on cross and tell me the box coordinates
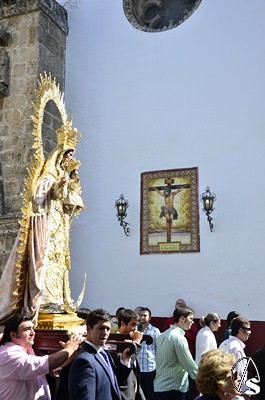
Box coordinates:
[153,178,188,242]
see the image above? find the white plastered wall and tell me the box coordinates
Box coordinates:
[59,0,265,320]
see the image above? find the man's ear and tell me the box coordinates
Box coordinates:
[86,325,92,339]
[10,331,17,339]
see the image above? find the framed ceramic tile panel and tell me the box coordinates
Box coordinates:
[140,167,200,254]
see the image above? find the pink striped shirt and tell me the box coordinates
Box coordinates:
[0,342,50,400]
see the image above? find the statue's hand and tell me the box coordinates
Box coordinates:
[59,178,67,187]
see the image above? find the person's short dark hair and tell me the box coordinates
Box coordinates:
[86,309,111,329]
[77,308,91,321]
[231,316,250,336]
[173,305,194,323]
[226,311,240,327]
[1,312,33,345]
[117,309,138,327]
[115,307,125,318]
[140,307,152,317]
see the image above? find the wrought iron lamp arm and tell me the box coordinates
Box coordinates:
[200,186,216,232]
[205,211,214,232]
[115,194,130,236]
[118,216,130,236]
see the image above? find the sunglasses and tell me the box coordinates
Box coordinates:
[243,327,251,331]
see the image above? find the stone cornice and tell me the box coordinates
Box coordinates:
[0,0,68,35]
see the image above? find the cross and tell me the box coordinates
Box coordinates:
[149,178,190,242]
[148,178,190,192]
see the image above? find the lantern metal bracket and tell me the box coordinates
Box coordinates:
[115,194,130,236]
[200,186,216,232]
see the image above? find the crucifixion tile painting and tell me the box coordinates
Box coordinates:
[140,167,200,254]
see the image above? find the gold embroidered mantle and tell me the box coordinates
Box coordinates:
[0,74,86,325]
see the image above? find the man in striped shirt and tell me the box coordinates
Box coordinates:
[137,307,161,400]
[154,305,198,400]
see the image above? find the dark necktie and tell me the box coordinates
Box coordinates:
[100,349,115,382]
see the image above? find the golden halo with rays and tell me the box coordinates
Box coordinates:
[14,73,69,311]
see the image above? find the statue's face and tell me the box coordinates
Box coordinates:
[61,150,74,169]
[71,170,79,180]
[64,151,74,163]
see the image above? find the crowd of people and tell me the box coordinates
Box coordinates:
[0,300,262,400]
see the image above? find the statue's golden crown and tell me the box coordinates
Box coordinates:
[56,119,81,150]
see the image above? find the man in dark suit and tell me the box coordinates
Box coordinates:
[68,308,132,400]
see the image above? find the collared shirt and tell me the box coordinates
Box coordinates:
[137,323,161,372]
[154,326,198,393]
[162,318,198,357]
[85,339,124,366]
[219,335,247,400]
[91,338,131,368]
[195,326,217,365]
[219,335,246,377]
[0,342,50,400]
[85,339,101,352]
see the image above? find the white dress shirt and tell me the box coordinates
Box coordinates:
[195,326,217,365]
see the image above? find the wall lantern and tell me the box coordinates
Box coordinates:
[200,186,216,232]
[115,194,129,236]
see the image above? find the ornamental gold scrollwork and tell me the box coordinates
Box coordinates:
[0,73,86,325]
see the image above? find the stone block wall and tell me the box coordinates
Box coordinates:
[0,214,19,278]
[0,0,68,271]
[0,29,10,96]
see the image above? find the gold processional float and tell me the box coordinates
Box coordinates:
[0,73,87,331]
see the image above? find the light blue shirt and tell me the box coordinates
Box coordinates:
[137,323,161,372]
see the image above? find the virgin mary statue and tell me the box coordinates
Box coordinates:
[0,75,86,325]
